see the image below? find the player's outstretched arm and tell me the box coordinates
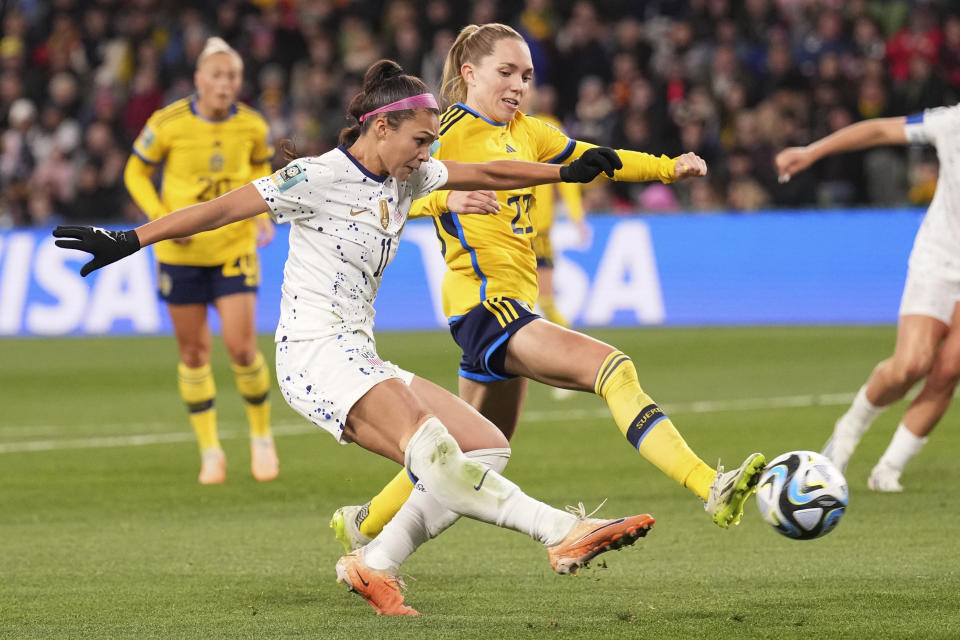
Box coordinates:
[442,147,622,191]
[54,183,269,276]
[775,116,907,182]
[563,139,707,184]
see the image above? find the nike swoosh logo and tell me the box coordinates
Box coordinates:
[92,227,116,242]
[350,208,371,216]
[474,469,491,491]
[357,570,370,587]
[571,518,625,545]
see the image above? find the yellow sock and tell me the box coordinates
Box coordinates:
[177,362,220,451]
[595,351,715,500]
[232,352,271,438]
[539,295,568,327]
[358,469,416,539]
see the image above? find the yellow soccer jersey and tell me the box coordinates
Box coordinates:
[412,105,579,317]
[412,104,676,318]
[130,98,271,265]
[528,114,584,238]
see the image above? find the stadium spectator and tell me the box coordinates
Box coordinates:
[886,5,941,83]
[0,97,35,226]
[941,14,960,88]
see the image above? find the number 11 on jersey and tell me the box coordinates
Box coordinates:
[373,238,393,277]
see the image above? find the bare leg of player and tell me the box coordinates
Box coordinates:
[868,304,960,491]
[824,314,948,473]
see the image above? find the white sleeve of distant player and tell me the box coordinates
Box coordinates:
[253,160,330,223]
[904,106,957,145]
[410,157,450,199]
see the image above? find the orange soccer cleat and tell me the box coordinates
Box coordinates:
[335,551,419,617]
[547,506,655,575]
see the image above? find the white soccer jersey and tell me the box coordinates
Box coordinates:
[904,105,960,278]
[253,146,448,342]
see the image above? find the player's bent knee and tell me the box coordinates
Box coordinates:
[404,417,461,474]
[897,355,935,384]
[594,350,638,397]
[405,418,505,494]
[179,350,210,369]
[227,347,259,367]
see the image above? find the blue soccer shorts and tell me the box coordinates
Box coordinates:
[449,297,540,382]
[157,252,259,305]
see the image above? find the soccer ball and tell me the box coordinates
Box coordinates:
[755,450,848,540]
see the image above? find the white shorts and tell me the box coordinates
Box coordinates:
[276,332,415,444]
[899,264,960,324]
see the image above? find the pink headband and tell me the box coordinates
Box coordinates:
[359,93,439,122]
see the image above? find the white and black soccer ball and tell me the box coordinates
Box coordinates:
[755,450,848,540]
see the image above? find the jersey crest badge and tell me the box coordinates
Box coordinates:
[379,199,390,230]
[271,163,307,192]
[209,152,224,172]
[138,126,155,149]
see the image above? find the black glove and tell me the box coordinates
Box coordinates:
[559,147,623,183]
[53,226,141,277]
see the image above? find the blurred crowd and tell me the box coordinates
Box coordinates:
[1,0,958,226]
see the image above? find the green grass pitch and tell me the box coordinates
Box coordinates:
[2,326,959,639]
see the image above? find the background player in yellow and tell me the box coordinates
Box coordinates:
[124,37,277,484]
[331,23,765,550]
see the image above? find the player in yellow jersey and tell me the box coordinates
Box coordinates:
[524,84,587,330]
[330,24,765,551]
[124,37,278,484]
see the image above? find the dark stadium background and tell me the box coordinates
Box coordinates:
[1,0,954,228]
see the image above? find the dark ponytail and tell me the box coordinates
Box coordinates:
[338,59,439,146]
[277,138,299,163]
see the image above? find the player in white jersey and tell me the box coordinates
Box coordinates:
[776,104,960,492]
[53,60,655,616]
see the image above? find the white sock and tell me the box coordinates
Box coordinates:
[877,423,927,472]
[404,418,575,547]
[363,448,510,571]
[840,385,884,437]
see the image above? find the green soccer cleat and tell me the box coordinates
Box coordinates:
[704,453,766,528]
[330,503,372,553]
